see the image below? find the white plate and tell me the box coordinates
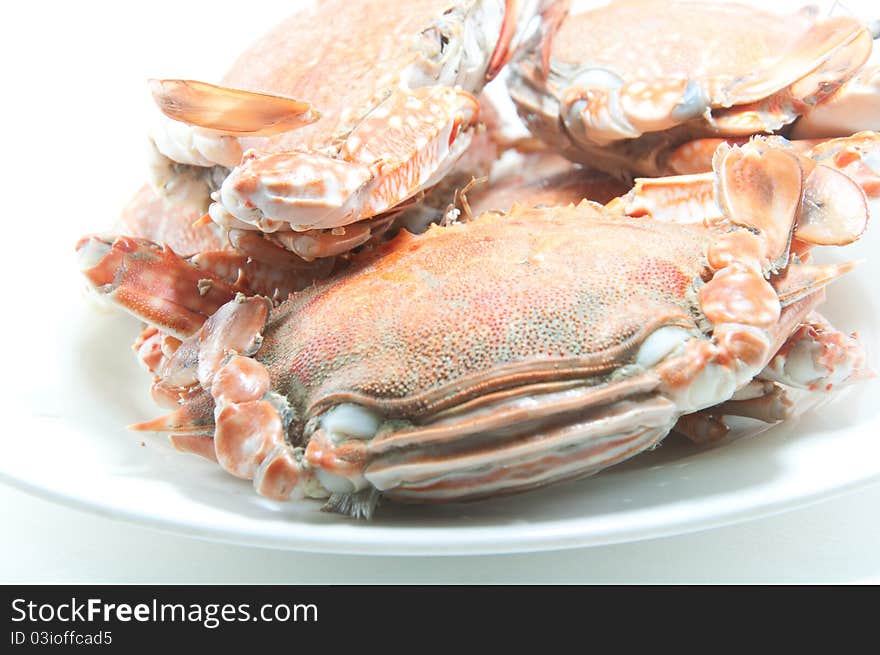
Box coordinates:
[2,0,878,556]
[3,228,878,555]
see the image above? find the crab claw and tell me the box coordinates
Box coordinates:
[140,292,311,500]
[76,235,240,338]
[214,86,480,232]
[216,151,377,232]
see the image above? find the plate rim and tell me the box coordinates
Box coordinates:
[3,443,879,556]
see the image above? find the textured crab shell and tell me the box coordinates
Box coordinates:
[255,204,709,425]
[508,0,874,176]
[550,0,816,86]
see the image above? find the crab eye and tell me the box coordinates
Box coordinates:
[418,25,450,59]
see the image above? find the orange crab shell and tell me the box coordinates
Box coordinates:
[255,203,708,423]
[80,133,875,514]
[508,0,875,177]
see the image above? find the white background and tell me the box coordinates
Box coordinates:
[1,0,878,583]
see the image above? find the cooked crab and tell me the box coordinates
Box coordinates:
[78,134,872,517]
[508,0,876,177]
[148,0,567,268]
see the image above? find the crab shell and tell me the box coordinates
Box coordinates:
[149,0,567,253]
[508,0,875,177]
[79,134,874,517]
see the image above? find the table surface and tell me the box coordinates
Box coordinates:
[3,481,879,584]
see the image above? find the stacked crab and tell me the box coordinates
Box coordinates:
[77,0,879,518]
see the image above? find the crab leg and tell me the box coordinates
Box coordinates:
[76,232,331,492]
[673,381,793,444]
[132,326,168,375]
[650,140,868,414]
[791,63,880,139]
[665,131,880,180]
[607,172,717,224]
[77,232,311,330]
[611,133,877,244]
[709,381,794,423]
[758,312,871,391]
[486,0,571,81]
[110,183,336,300]
[77,228,325,430]
[116,184,228,255]
[78,229,332,328]
[150,79,320,137]
[675,308,870,444]
[259,213,398,262]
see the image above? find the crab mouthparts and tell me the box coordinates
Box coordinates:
[359,376,678,502]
